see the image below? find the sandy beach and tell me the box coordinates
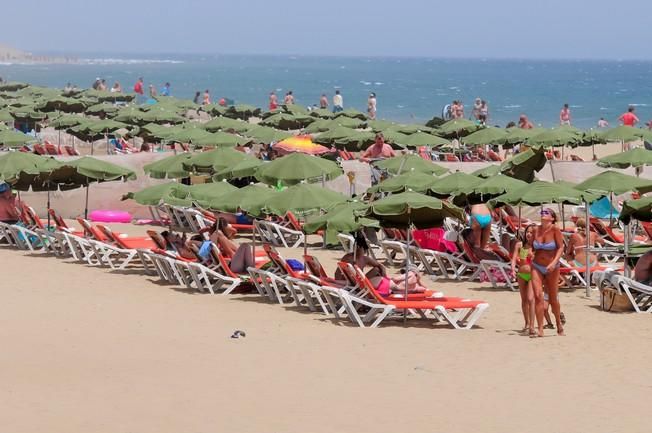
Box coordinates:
[1,222,651,433]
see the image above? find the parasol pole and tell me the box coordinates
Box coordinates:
[84,178,90,219]
[585,200,591,297]
[624,222,630,278]
[404,207,411,323]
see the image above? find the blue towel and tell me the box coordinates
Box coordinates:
[589,196,619,219]
[286,259,304,271]
[198,240,212,260]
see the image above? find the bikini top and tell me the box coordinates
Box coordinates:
[533,240,557,251]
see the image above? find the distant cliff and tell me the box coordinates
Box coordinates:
[0,43,77,64]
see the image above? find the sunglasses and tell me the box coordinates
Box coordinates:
[540,210,552,216]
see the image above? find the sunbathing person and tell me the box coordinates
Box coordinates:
[634,250,652,286]
[335,233,427,295]
[206,217,254,274]
[0,183,20,224]
[160,230,196,260]
[565,218,604,267]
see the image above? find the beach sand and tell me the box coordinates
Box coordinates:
[1,224,651,433]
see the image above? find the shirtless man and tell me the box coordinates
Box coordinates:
[518,114,534,129]
[0,184,20,224]
[360,133,396,162]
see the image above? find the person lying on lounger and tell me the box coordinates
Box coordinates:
[634,250,652,286]
[205,217,254,274]
[160,230,196,260]
[335,232,427,295]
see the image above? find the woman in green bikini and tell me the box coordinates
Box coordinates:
[511,224,536,335]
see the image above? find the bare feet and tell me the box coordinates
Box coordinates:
[557,326,565,336]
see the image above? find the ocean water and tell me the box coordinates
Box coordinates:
[2,54,652,129]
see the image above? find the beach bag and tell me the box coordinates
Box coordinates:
[600,287,634,312]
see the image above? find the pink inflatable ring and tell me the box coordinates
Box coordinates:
[89,209,133,223]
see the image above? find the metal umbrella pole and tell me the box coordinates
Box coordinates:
[624,222,630,278]
[84,181,90,219]
[403,208,412,323]
[585,200,591,297]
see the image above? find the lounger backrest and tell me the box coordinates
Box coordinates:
[285,212,302,231]
[76,218,106,241]
[26,206,45,229]
[48,209,68,231]
[349,263,386,303]
[303,255,328,279]
[264,244,297,277]
[146,230,168,250]
[336,261,360,289]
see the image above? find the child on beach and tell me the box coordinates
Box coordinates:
[511,224,535,335]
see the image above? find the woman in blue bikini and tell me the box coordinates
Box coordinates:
[531,208,565,337]
[470,204,492,249]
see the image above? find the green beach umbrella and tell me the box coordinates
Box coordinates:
[263,182,348,216]
[436,119,481,138]
[373,154,449,176]
[183,147,250,173]
[36,96,87,113]
[367,119,397,132]
[212,158,264,181]
[309,108,335,119]
[428,171,483,197]
[471,164,501,178]
[224,104,262,120]
[0,82,29,92]
[0,152,60,183]
[489,180,599,207]
[575,170,652,196]
[63,156,136,182]
[333,130,376,150]
[400,131,450,148]
[260,112,314,130]
[500,148,547,183]
[453,174,528,205]
[619,196,652,224]
[334,109,367,121]
[0,130,37,147]
[137,107,186,125]
[255,152,343,186]
[528,128,581,148]
[379,129,410,148]
[205,184,277,217]
[85,102,121,116]
[597,147,652,169]
[192,131,249,148]
[244,125,292,144]
[124,182,189,205]
[387,124,434,135]
[463,127,509,146]
[304,201,379,246]
[504,127,545,145]
[163,181,237,207]
[600,125,644,143]
[203,116,251,133]
[0,109,14,123]
[360,191,465,229]
[168,127,216,144]
[313,126,358,144]
[143,153,193,179]
[367,170,438,194]
[49,114,87,129]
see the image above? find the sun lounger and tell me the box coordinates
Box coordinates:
[343,262,489,329]
[606,274,652,313]
[254,219,304,248]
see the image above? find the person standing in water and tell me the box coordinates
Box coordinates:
[367,92,377,120]
[319,94,328,109]
[203,89,211,105]
[333,90,343,113]
[284,91,294,105]
[559,104,571,125]
[269,92,279,110]
[133,77,144,103]
[193,91,201,105]
[619,106,639,126]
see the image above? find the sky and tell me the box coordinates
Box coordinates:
[3,0,652,60]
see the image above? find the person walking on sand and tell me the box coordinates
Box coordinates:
[284,91,294,105]
[619,106,639,126]
[203,89,211,105]
[531,208,565,337]
[269,92,278,110]
[367,92,377,120]
[559,103,571,125]
[333,90,343,113]
[319,94,328,109]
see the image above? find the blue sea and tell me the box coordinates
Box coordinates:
[2,54,652,129]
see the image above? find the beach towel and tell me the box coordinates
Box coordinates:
[413,228,457,253]
[589,196,619,219]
